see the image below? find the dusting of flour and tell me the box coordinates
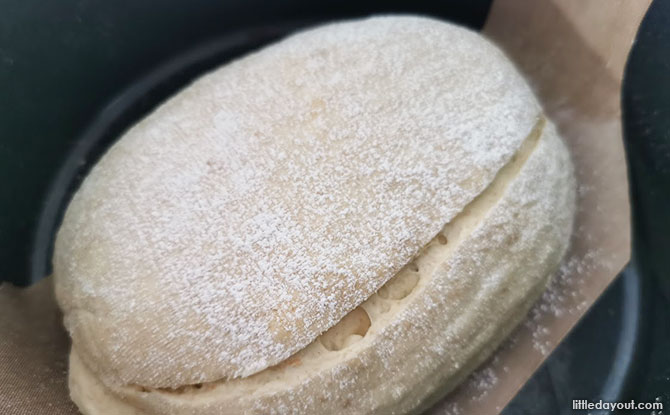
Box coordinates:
[53,16,543,388]
[429,181,620,414]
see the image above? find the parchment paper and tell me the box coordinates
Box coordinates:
[0,1,649,414]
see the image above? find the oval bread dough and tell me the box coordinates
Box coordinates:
[54,15,576,414]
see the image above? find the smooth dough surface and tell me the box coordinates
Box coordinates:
[55,15,576,414]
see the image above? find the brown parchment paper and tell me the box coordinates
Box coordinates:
[0,1,649,414]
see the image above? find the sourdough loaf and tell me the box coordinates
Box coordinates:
[54,15,576,415]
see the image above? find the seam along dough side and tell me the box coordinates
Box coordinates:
[68,116,576,415]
